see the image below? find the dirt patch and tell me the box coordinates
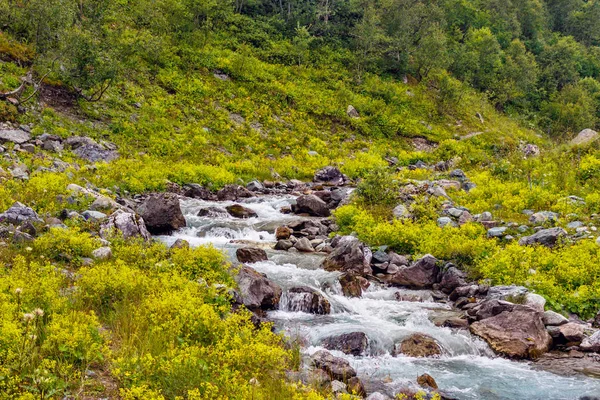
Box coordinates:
[39,83,78,113]
[411,137,438,152]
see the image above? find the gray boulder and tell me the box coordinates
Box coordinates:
[382,254,439,289]
[236,247,268,263]
[217,185,254,201]
[0,129,31,144]
[92,246,112,260]
[542,310,568,326]
[570,129,599,146]
[72,141,119,163]
[137,194,186,234]
[100,210,151,241]
[314,166,348,186]
[322,236,372,276]
[226,204,258,219]
[284,287,330,314]
[439,265,467,294]
[580,331,600,352]
[323,332,369,356]
[235,266,282,311]
[529,211,558,225]
[294,195,330,217]
[311,350,357,382]
[0,202,42,225]
[518,227,567,248]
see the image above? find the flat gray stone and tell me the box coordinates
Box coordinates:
[0,129,31,144]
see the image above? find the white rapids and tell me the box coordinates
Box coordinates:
[157,195,600,400]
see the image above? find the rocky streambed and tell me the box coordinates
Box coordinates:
[151,183,600,400]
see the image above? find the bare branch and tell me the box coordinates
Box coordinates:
[73,78,113,102]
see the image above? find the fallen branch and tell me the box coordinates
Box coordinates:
[73,78,113,102]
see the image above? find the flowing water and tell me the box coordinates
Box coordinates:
[158,195,600,400]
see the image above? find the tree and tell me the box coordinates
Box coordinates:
[412,23,450,79]
[494,39,539,110]
[453,27,503,93]
[539,36,583,95]
[542,83,597,136]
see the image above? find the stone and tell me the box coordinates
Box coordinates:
[246,180,264,192]
[0,129,31,144]
[480,211,493,221]
[100,210,151,241]
[170,239,190,249]
[529,211,559,225]
[518,227,567,248]
[330,380,347,394]
[274,240,293,251]
[383,254,439,289]
[311,350,357,382]
[437,216,454,227]
[447,207,464,218]
[294,195,330,217]
[366,393,391,400]
[487,285,529,301]
[393,333,441,357]
[346,376,366,397]
[217,185,254,201]
[275,226,292,240]
[392,204,411,219]
[9,164,28,180]
[89,196,118,211]
[322,236,372,276]
[524,293,546,313]
[73,142,119,163]
[439,265,467,294]
[42,140,63,152]
[294,237,314,252]
[470,306,552,359]
[594,310,600,328]
[553,323,586,345]
[314,166,348,186]
[522,144,540,157]
[472,299,516,321]
[567,221,584,230]
[580,331,600,352]
[92,246,112,260]
[226,204,258,219]
[137,194,186,234]
[236,247,268,263]
[0,202,42,225]
[284,286,330,314]
[487,227,507,238]
[183,184,215,200]
[197,206,229,218]
[235,266,282,311]
[570,128,599,146]
[417,373,438,389]
[322,332,369,356]
[339,273,366,297]
[21,143,35,153]
[82,210,107,221]
[543,310,568,326]
[347,105,360,118]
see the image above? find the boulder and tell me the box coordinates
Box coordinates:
[226,204,258,219]
[471,299,516,321]
[529,211,558,225]
[294,237,315,252]
[524,293,546,313]
[392,204,411,219]
[417,373,438,390]
[217,185,254,201]
[235,266,282,311]
[382,255,439,289]
[137,194,186,234]
[542,310,568,326]
[183,184,215,200]
[346,105,360,119]
[0,129,31,144]
[100,210,151,241]
[314,166,348,186]
[570,128,599,146]
[366,393,391,400]
[294,195,330,217]
[594,310,600,328]
[311,350,357,382]
[236,247,268,263]
[518,227,567,248]
[284,286,330,314]
[274,240,293,251]
[170,239,190,249]
[73,142,119,163]
[338,273,365,297]
[197,206,229,218]
[275,226,292,240]
[346,377,366,397]
[550,322,585,345]
[323,332,369,356]
[580,331,600,353]
[393,333,441,357]
[470,306,552,359]
[439,265,467,294]
[246,180,264,192]
[92,246,112,260]
[0,202,42,225]
[322,236,372,276]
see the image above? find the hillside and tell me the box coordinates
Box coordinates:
[1,1,600,399]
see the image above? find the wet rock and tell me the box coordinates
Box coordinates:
[293,195,330,217]
[0,129,31,144]
[246,180,264,192]
[470,306,552,359]
[170,239,190,249]
[276,226,292,240]
[197,206,229,217]
[543,311,568,326]
[137,194,186,234]
[92,246,112,260]
[534,351,600,379]
[183,184,215,200]
[519,227,567,248]
[311,350,357,382]
[100,210,151,241]
[339,273,367,297]
[393,333,441,357]
[294,237,315,252]
[323,332,369,356]
[235,266,282,311]
[383,254,439,289]
[314,166,348,186]
[580,331,600,352]
[274,240,293,251]
[570,128,599,146]
[217,185,254,201]
[439,265,467,294]
[285,286,330,314]
[236,247,268,263]
[486,285,528,301]
[322,236,372,276]
[0,202,42,225]
[347,376,367,397]
[226,204,258,219]
[417,373,438,389]
[471,299,516,321]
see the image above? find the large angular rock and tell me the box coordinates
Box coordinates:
[580,331,600,353]
[71,138,119,163]
[323,332,369,356]
[470,306,552,359]
[0,202,42,225]
[217,185,254,201]
[100,210,151,241]
[382,255,439,288]
[570,128,599,146]
[548,322,585,345]
[236,247,268,263]
[311,350,357,382]
[235,266,282,311]
[183,184,216,200]
[338,273,366,297]
[226,204,258,219]
[439,265,467,294]
[0,129,31,144]
[518,227,567,248]
[314,166,348,186]
[284,286,330,314]
[393,333,441,357]
[542,310,568,326]
[322,236,372,276]
[294,195,330,217]
[137,194,186,234]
